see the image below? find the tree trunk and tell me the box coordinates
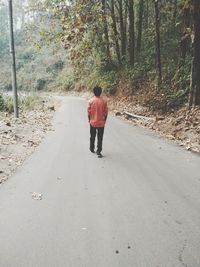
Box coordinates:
[180,3,191,64]
[8,0,19,118]
[119,0,126,59]
[102,0,111,63]
[124,0,128,57]
[189,0,200,106]
[136,0,144,55]
[110,0,121,65]
[154,0,162,84]
[146,0,149,27]
[173,0,177,24]
[128,0,135,66]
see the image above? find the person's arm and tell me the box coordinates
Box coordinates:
[104,101,108,122]
[87,101,91,123]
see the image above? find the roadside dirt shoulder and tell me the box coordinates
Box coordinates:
[0,95,59,185]
[108,95,200,154]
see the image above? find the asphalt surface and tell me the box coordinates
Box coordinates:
[0,96,200,267]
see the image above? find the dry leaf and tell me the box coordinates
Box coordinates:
[31,192,43,200]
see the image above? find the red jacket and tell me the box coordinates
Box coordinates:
[88,96,108,127]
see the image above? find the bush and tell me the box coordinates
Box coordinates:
[0,93,45,112]
[46,60,64,74]
[50,66,77,91]
[20,93,43,110]
[0,94,5,111]
[35,78,47,90]
[0,95,14,113]
[4,96,14,113]
[52,75,74,91]
[82,69,118,95]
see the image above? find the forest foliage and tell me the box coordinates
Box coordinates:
[0,0,200,112]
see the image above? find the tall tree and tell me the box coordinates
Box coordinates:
[110,0,121,65]
[136,0,144,55]
[145,0,149,27]
[118,0,126,59]
[128,0,135,65]
[0,4,9,58]
[189,0,200,106]
[173,0,178,24]
[180,1,191,63]
[154,0,162,84]
[102,0,111,64]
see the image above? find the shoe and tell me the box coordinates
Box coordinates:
[90,148,95,153]
[96,151,103,158]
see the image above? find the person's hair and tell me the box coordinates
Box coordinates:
[93,86,102,96]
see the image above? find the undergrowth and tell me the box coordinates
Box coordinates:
[0,93,44,112]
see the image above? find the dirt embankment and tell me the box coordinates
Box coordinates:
[0,96,59,185]
[107,81,200,154]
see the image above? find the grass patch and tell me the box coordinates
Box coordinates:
[20,93,44,111]
[0,93,44,112]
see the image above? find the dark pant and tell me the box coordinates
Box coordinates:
[90,125,104,153]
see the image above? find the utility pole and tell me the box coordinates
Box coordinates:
[8,0,19,118]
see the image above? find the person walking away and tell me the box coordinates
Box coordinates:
[87,86,108,158]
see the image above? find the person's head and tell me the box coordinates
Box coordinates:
[93,86,102,97]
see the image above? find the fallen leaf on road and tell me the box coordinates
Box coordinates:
[31,192,43,200]
[0,177,8,183]
[48,106,55,111]
[6,122,11,127]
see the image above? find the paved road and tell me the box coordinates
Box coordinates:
[0,97,200,267]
